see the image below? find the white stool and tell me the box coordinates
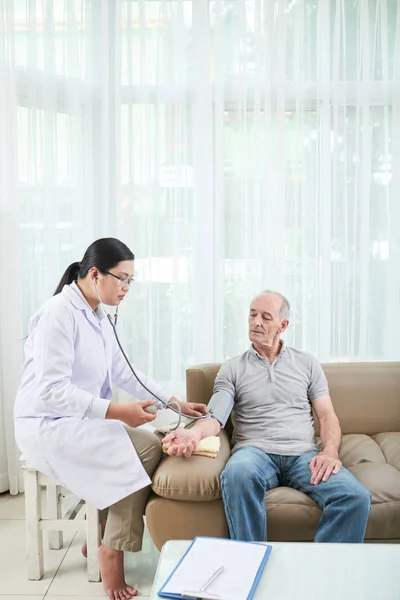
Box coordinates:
[23,465,101,582]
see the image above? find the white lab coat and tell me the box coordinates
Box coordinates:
[14,282,171,510]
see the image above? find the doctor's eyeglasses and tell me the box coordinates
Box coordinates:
[104,271,135,289]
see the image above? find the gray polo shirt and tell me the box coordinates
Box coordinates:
[209,342,329,456]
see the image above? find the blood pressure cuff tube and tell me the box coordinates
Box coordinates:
[207,389,234,427]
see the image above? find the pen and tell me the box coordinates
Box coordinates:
[199,566,224,593]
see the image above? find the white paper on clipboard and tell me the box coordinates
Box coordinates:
[159,537,272,600]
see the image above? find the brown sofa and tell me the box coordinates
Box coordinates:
[146,362,400,548]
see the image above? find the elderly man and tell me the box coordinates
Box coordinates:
[163,290,371,543]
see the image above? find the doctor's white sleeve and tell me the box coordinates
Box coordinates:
[110,336,172,403]
[32,308,110,419]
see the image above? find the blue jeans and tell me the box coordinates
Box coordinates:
[221,447,371,543]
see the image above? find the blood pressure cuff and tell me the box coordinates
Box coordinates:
[207,389,234,428]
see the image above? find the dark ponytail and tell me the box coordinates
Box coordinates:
[53,238,135,296]
[54,262,81,295]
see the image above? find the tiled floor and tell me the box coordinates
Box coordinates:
[0,491,159,600]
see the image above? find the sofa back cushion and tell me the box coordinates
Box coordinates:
[186,362,400,435]
[318,363,400,435]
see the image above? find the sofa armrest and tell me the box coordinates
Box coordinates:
[151,429,231,502]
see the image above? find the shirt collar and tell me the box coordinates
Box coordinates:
[249,339,286,359]
[62,281,107,321]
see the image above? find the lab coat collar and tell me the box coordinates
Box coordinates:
[62,282,107,326]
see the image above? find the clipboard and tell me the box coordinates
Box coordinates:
[158,536,272,600]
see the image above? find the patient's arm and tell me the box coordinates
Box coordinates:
[161,417,221,458]
[309,394,342,485]
[313,394,342,456]
[162,363,235,458]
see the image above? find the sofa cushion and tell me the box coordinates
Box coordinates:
[340,433,400,502]
[151,432,400,539]
[263,432,400,540]
[339,433,386,466]
[263,487,321,541]
[373,432,400,470]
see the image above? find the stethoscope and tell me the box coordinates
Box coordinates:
[93,279,209,430]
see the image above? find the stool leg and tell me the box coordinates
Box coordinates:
[24,469,44,580]
[47,484,63,549]
[86,503,101,582]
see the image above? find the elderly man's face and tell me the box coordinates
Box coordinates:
[248,293,287,348]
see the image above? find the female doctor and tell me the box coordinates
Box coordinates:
[14,237,208,600]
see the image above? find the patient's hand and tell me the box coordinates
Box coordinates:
[309,451,342,485]
[162,429,201,458]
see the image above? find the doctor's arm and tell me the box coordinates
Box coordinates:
[162,363,235,457]
[33,308,110,419]
[110,336,208,417]
[33,307,157,428]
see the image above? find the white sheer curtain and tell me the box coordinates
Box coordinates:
[0,0,399,492]
[207,0,400,362]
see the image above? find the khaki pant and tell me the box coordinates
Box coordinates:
[102,427,162,552]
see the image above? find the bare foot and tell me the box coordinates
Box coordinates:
[98,544,138,600]
[82,518,107,558]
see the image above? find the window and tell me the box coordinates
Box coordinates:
[5,0,400,391]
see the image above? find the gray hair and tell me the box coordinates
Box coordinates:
[255,289,291,321]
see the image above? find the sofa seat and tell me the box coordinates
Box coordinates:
[150,431,400,542]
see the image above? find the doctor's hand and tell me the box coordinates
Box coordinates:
[168,397,209,418]
[162,429,201,458]
[107,400,157,428]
